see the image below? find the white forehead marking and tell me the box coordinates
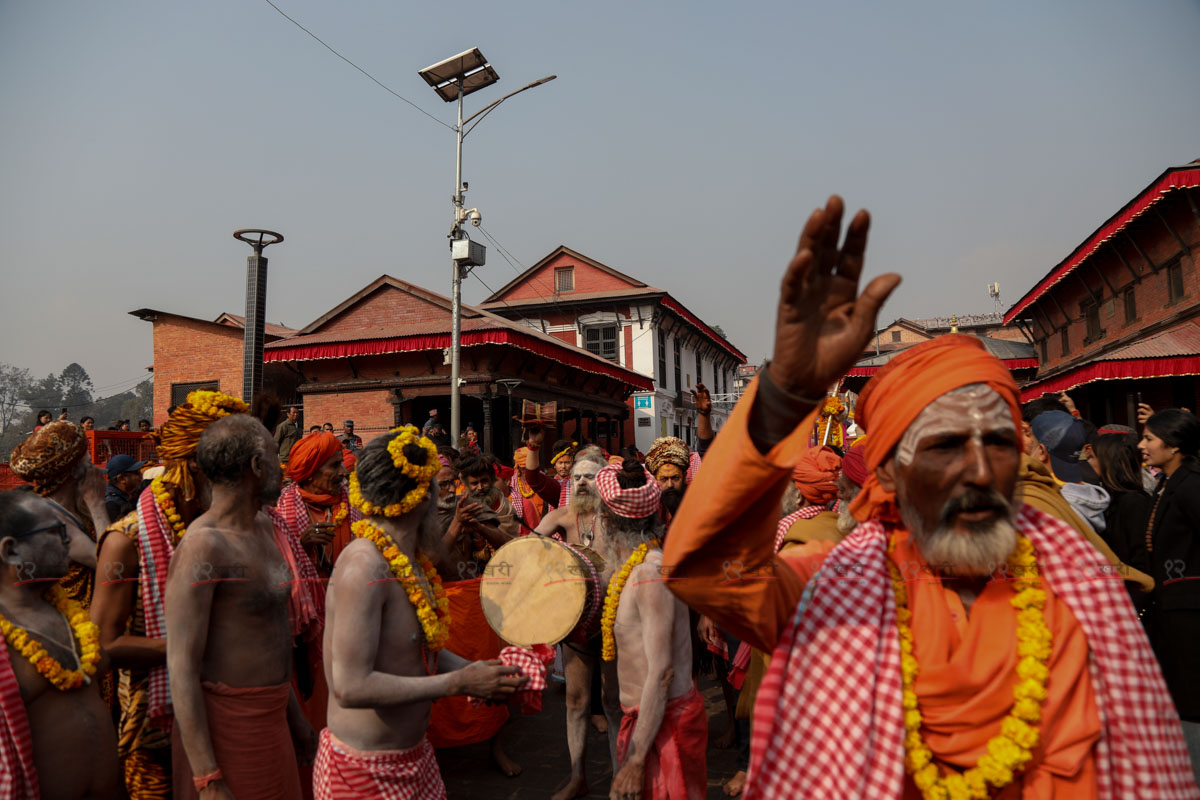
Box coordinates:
[896,384,1014,466]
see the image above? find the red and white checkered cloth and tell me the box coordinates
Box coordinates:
[469,644,555,714]
[772,504,825,553]
[744,504,1199,800]
[135,487,176,732]
[0,636,37,799]
[595,464,661,518]
[313,728,446,800]
[686,450,702,484]
[557,476,570,509]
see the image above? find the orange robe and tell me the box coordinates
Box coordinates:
[663,378,1103,797]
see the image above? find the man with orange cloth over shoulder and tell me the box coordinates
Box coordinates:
[664,196,1197,799]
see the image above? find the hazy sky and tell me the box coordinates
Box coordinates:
[2,0,1198,399]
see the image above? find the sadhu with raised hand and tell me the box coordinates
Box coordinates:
[665,196,1198,798]
[317,425,527,799]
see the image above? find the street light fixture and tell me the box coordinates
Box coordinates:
[419,47,556,443]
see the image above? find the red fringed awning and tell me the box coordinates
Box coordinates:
[264,329,654,391]
[1005,167,1200,322]
[660,296,746,362]
[845,358,1037,379]
[1018,356,1200,401]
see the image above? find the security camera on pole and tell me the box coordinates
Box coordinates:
[419,47,555,443]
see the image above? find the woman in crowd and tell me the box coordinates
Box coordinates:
[1094,433,1152,608]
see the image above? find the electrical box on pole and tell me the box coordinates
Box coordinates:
[451,238,486,267]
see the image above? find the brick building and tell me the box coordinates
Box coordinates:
[478,246,746,452]
[1004,159,1200,424]
[132,276,652,459]
[866,313,1027,356]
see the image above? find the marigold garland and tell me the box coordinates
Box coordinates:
[331,501,348,527]
[814,395,846,448]
[352,519,450,652]
[186,390,249,419]
[150,476,186,542]
[348,426,440,517]
[890,534,1052,800]
[0,585,100,690]
[601,540,660,661]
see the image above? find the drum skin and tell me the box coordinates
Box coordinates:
[480,536,604,646]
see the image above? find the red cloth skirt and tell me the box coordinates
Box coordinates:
[313,728,445,800]
[617,686,708,800]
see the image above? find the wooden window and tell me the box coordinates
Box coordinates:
[1123,288,1136,323]
[1060,327,1069,357]
[554,267,574,293]
[673,337,682,393]
[1083,302,1102,342]
[891,330,902,342]
[171,380,218,409]
[1039,339,1047,363]
[657,329,667,384]
[584,325,617,361]
[1167,260,1184,304]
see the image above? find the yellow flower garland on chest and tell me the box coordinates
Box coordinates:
[889,534,1052,800]
[601,540,660,661]
[331,501,348,526]
[150,476,185,542]
[352,519,451,652]
[0,586,101,690]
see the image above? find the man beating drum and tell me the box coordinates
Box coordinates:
[529,441,624,800]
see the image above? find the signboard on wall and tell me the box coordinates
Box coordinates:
[634,395,651,409]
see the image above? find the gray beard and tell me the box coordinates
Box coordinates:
[571,491,600,515]
[836,505,858,535]
[903,507,1018,577]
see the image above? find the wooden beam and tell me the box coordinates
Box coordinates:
[1111,242,1141,283]
[423,352,439,374]
[1155,208,1189,251]
[1126,233,1158,273]
[1074,272,1102,305]
[1047,293,1071,326]
[1088,260,1116,298]
[1186,188,1200,228]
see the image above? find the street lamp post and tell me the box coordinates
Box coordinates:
[419,48,555,443]
[496,378,523,456]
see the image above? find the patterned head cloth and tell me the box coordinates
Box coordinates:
[792,446,842,505]
[645,436,690,477]
[10,420,89,496]
[849,335,1020,523]
[512,447,529,469]
[153,389,250,501]
[595,463,662,519]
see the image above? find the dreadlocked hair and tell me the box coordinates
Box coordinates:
[355,429,435,511]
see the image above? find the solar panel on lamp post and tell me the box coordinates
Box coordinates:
[418,47,555,444]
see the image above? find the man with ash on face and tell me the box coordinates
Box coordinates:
[0,490,119,799]
[535,445,623,800]
[666,196,1196,798]
[316,426,527,798]
[597,460,707,800]
[167,415,322,798]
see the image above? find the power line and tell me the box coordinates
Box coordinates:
[261,0,454,132]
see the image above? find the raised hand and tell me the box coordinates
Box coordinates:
[768,196,900,399]
[693,383,712,416]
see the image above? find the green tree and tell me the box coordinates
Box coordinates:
[0,364,33,436]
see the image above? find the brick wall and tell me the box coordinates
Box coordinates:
[1027,190,1200,373]
[500,253,640,301]
[319,285,448,332]
[151,315,244,424]
[302,390,395,444]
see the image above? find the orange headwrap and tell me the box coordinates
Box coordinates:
[513,447,529,469]
[848,335,1020,523]
[286,432,343,485]
[792,446,842,505]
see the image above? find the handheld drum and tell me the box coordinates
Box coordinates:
[479,536,607,647]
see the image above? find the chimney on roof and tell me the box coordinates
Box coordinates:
[233,229,284,404]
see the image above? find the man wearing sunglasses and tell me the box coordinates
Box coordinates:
[0,490,119,798]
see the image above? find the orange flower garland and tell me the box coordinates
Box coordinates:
[331,501,348,527]
[0,585,100,690]
[352,519,451,652]
[601,540,659,661]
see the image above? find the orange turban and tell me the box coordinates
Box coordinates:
[513,447,529,469]
[342,449,357,471]
[848,335,1020,523]
[840,436,869,487]
[792,446,842,505]
[286,432,343,484]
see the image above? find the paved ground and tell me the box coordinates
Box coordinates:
[438,676,745,800]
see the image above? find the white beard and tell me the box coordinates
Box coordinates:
[905,510,1019,577]
[570,491,600,515]
[836,505,858,535]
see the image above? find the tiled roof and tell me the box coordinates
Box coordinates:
[1096,321,1200,361]
[215,313,297,339]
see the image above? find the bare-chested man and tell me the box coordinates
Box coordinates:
[0,490,119,799]
[317,425,525,799]
[535,446,623,799]
[167,415,316,799]
[596,461,705,800]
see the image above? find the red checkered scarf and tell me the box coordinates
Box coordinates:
[557,476,570,509]
[596,464,661,518]
[135,486,177,731]
[745,503,1198,800]
[266,505,325,642]
[0,636,37,799]
[686,450,702,484]
[276,482,363,560]
[470,644,554,714]
[773,504,824,552]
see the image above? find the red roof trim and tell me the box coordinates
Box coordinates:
[263,329,654,391]
[1018,356,1200,402]
[845,358,1038,379]
[1005,167,1200,323]
[660,296,746,362]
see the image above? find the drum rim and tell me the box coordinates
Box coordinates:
[480,536,592,646]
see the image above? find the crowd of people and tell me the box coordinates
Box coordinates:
[0,195,1198,799]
